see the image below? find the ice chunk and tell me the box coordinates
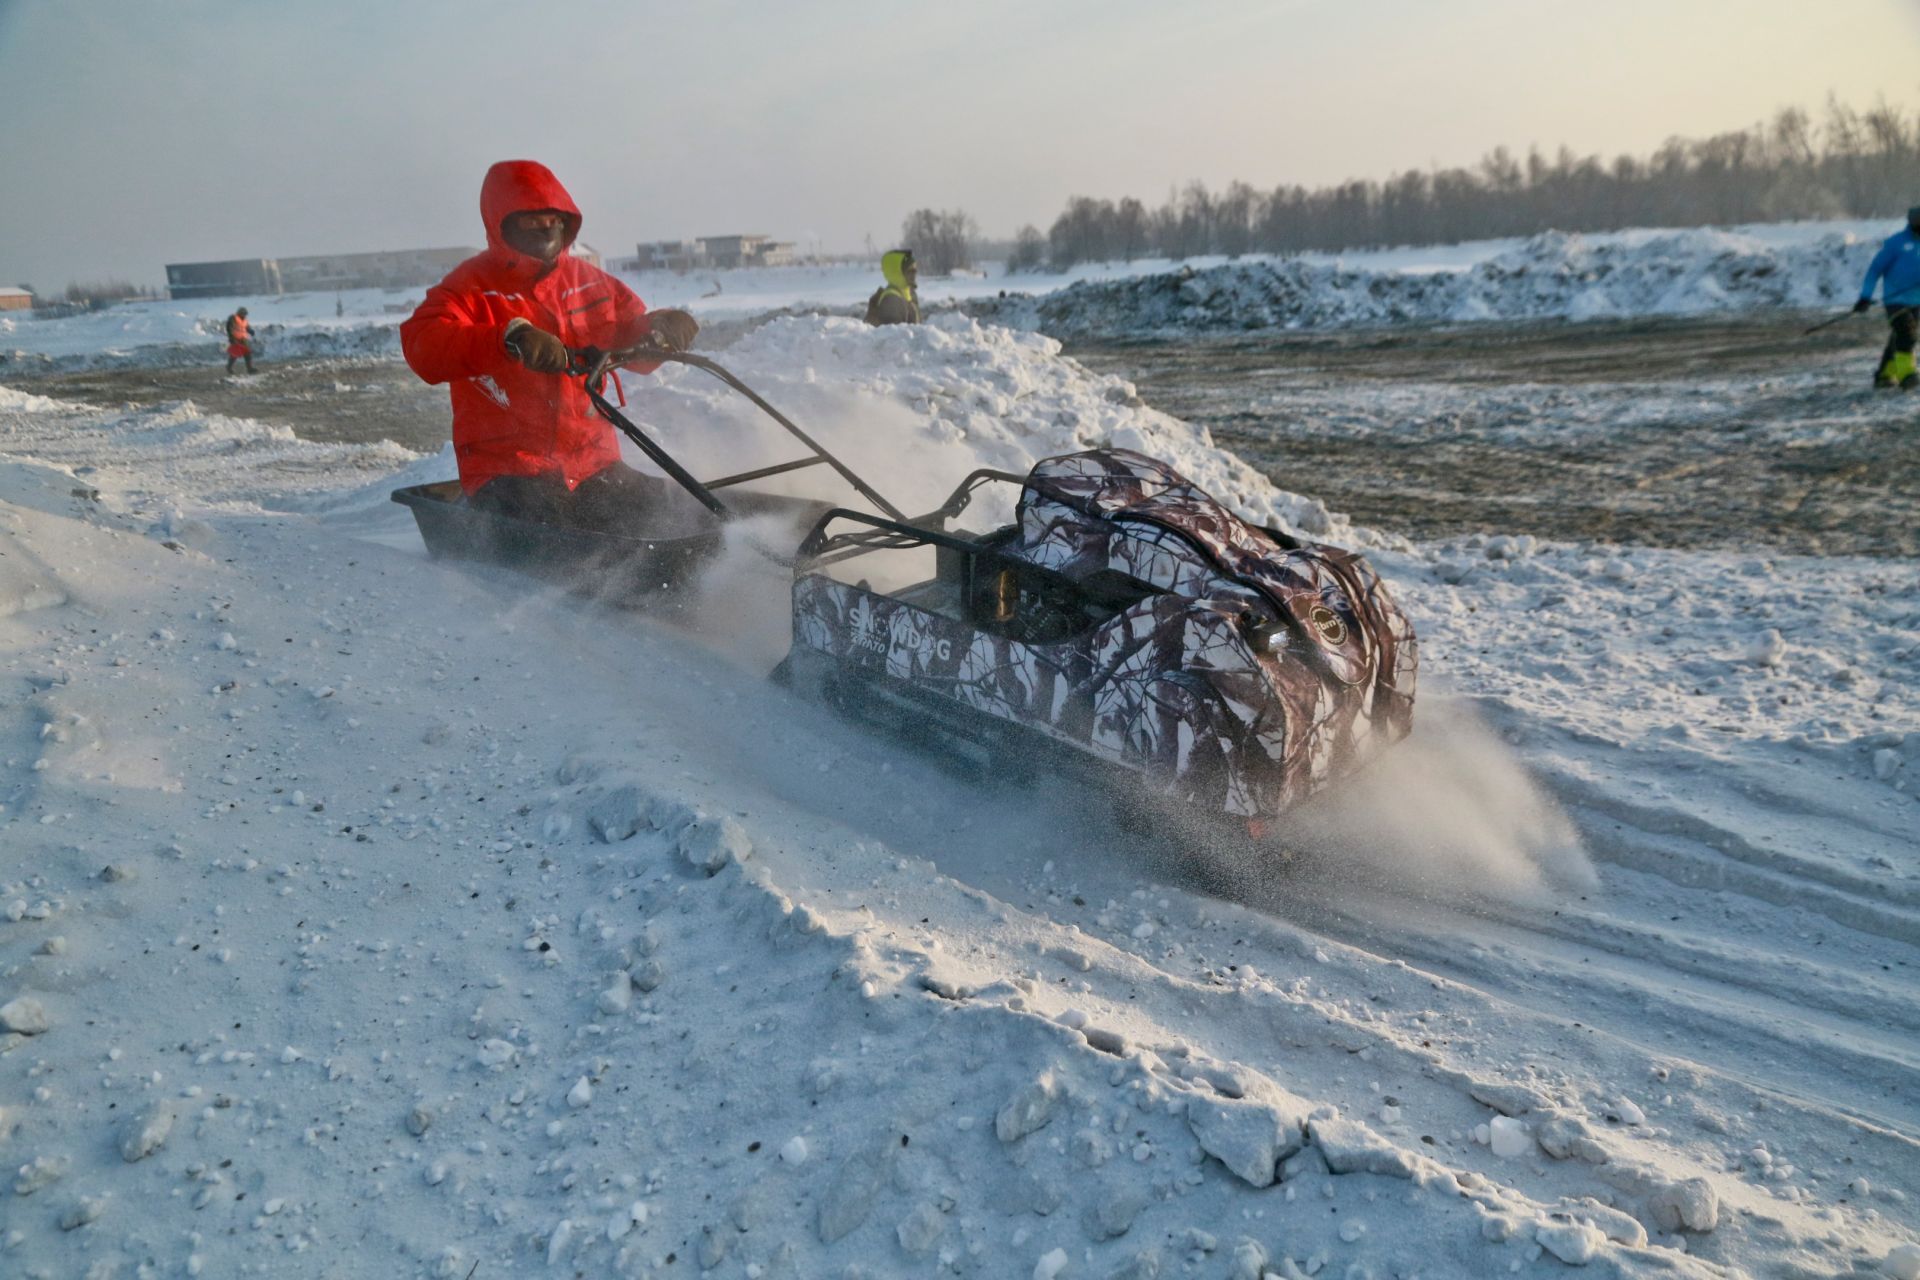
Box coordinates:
[1489,1116,1531,1158]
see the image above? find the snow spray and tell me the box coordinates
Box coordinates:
[1270,696,1595,905]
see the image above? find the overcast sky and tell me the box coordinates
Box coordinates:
[1,0,1915,290]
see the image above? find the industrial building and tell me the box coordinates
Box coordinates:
[163,246,482,299]
[276,247,477,293]
[631,234,796,272]
[164,258,284,299]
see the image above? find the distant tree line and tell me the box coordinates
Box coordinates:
[60,279,161,309]
[1019,97,1920,271]
[900,208,979,275]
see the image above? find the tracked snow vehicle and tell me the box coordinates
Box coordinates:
[393,345,1417,828]
[782,448,1417,829]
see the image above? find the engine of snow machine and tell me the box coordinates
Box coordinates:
[786,448,1417,821]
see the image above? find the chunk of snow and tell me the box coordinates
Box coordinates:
[997,1073,1061,1143]
[1033,1246,1070,1280]
[13,1153,69,1194]
[0,996,51,1035]
[59,1195,107,1230]
[680,814,752,874]
[817,1145,886,1243]
[1535,1218,1606,1265]
[896,1201,946,1256]
[1187,1091,1308,1187]
[545,1218,574,1267]
[120,1105,175,1162]
[1309,1113,1418,1178]
[1606,1097,1645,1126]
[1882,1242,1920,1280]
[1745,629,1786,668]
[1489,1116,1531,1158]
[1647,1177,1719,1233]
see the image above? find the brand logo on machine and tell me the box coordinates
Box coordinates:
[847,595,952,662]
[895,620,953,663]
[848,596,887,656]
[1308,603,1348,646]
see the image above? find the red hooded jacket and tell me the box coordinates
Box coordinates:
[401,161,659,492]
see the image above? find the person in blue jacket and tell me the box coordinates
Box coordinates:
[1852,205,1920,389]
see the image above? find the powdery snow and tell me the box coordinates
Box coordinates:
[0,315,1914,1279]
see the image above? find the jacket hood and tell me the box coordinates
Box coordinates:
[881,250,914,291]
[480,160,582,258]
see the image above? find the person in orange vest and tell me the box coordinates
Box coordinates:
[225,307,255,375]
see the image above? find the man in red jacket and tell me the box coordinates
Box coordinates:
[401,160,699,526]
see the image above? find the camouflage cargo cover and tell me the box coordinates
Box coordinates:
[790,448,1416,819]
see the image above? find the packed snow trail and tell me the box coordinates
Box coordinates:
[1,317,1916,1278]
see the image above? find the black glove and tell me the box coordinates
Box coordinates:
[1853,298,1874,314]
[503,320,570,373]
[644,309,699,353]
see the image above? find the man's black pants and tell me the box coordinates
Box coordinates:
[469,462,670,530]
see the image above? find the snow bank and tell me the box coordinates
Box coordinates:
[629,313,1362,543]
[980,225,1888,339]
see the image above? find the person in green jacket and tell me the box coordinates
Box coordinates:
[864,249,921,326]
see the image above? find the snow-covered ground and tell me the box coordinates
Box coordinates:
[1,315,1916,1279]
[0,219,1895,369]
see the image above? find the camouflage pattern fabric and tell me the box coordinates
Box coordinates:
[790,448,1417,820]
